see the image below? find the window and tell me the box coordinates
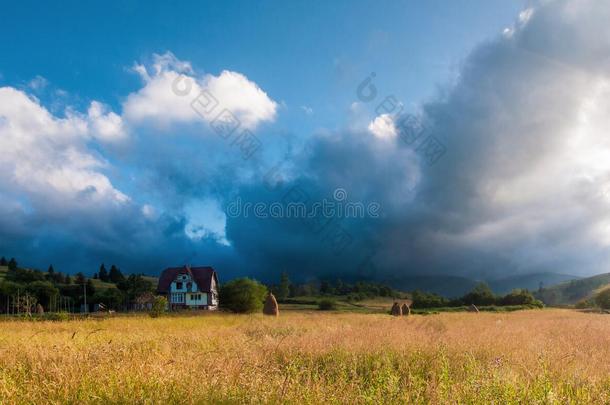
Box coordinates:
[176,282,183,289]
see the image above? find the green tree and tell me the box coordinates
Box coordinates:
[0,257,6,266]
[117,274,154,301]
[92,288,124,310]
[75,272,86,285]
[595,288,610,309]
[219,278,267,313]
[318,298,337,310]
[500,289,541,306]
[149,296,168,318]
[109,265,124,283]
[86,279,96,297]
[0,280,22,297]
[98,264,109,282]
[278,271,291,300]
[411,290,449,308]
[462,282,496,306]
[7,258,17,271]
[7,268,44,283]
[27,281,59,309]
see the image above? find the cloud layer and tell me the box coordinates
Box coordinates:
[123,53,277,130]
[4,2,610,284]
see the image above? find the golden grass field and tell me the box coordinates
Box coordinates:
[1,309,609,404]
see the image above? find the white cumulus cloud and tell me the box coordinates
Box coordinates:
[88,101,127,142]
[123,52,278,131]
[368,113,397,139]
[0,87,128,207]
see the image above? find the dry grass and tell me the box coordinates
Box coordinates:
[0,309,609,404]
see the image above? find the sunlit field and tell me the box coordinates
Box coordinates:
[1,309,609,404]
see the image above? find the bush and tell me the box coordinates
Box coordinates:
[595,288,610,309]
[93,288,125,310]
[346,293,366,302]
[42,312,69,321]
[149,296,167,318]
[318,298,337,311]
[220,278,268,313]
[411,290,449,308]
[461,282,496,306]
[575,298,594,309]
[500,289,537,306]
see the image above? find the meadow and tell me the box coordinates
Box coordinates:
[1,309,609,404]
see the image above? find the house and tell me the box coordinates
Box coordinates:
[157,265,219,310]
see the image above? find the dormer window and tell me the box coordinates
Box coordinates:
[176,282,183,289]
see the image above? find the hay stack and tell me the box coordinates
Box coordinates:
[401,303,411,316]
[36,304,44,315]
[263,293,279,316]
[391,302,402,316]
[468,304,479,313]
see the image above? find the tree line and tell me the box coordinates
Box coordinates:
[267,272,542,308]
[410,282,543,308]
[268,272,403,301]
[0,256,155,313]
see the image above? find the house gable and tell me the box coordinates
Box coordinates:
[158,265,219,309]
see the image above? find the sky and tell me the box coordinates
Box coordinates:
[3,0,610,283]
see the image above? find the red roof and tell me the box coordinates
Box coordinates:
[157,265,218,294]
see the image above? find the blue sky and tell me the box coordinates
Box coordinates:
[4,1,610,283]
[1,0,524,131]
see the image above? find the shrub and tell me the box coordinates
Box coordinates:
[461,282,496,306]
[411,290,449,308]
[318,298,337,311]
[346,293,366,302]
[220,278,268,313]
[149,296,168,318]
[500,289,537,306]
[575,298,594,309]
[595,288,610,309]
[93,288,125,310]
[42,312,70,321]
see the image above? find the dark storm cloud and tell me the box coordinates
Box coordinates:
[222,0,610,281]
[4,1,610,283]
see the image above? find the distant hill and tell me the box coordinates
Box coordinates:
[89,275,158,290]
[386,272,581,298]
[142,275,159,287]
[388,275,478,298]
[89,278,118,290]
[535,272,610,305]
[488,272,580,295]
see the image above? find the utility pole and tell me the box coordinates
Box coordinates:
[83,282,87,313]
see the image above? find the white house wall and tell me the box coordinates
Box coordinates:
[170,279,199,293]
[166,271,218,309]
[186,293,208,306]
